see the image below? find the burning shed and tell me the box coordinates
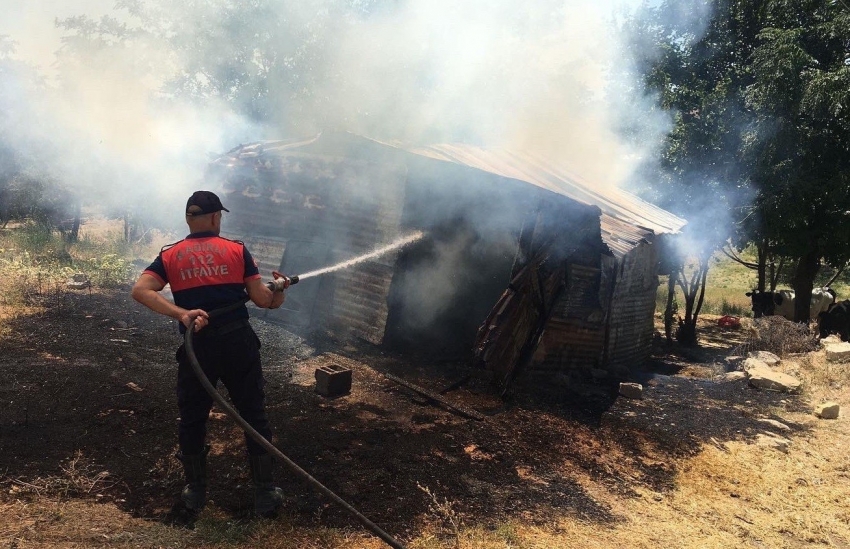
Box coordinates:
[207,131,685,389]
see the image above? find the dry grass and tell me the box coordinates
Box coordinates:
[8,451,124,501]
[784,350,850,409]
[412,394,850,549]
[6,408,850,549]
[0,499,189,548]
[4,235,850,548]
[0,216,171,338]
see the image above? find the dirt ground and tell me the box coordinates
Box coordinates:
[0,287,846,548]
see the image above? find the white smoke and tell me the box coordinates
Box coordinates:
[0,0,714,222]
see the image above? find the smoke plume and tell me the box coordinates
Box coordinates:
[0,0,716,216]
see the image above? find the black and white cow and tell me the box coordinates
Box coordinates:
[818,300,850,341]
[745,287,836,320]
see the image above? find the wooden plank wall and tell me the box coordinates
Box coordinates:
[604,240,659,375]
[218,153,407,343]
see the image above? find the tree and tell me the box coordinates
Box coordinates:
[673,249,711,345]
[629,0,850,326]
[720,240,785,292]
[744,0,850,320]
[0,36,79,235]
[625,0,765,342]
[56,1,385,134]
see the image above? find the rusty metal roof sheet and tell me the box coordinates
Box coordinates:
[600,214,654,258]
[395,142,686,236]
[212,132,687,239]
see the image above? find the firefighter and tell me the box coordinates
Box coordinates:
[131,190,290,522]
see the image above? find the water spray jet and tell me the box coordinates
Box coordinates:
[291,231,425,282]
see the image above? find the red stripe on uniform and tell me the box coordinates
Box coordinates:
[163,237,248,292]
[142,270,166,286]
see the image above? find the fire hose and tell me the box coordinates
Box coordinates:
[184,277,406,549]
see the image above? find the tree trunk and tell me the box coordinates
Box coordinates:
[769,257,784,292]
[675,252,711,346]
[692,256,709,326]
[664,274,676,342]
[678,266,699,345]
[69,202,81,243]
[792,245,820,322]
[756,243,766,292]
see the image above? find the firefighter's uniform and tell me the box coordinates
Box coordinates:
[143,230,273,457]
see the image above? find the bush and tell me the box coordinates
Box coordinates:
[8,225,71,264]
[71,231,132,258]
[720,298,747,317]
[0,258,76,310]
[75,254,134,288]
[0,222,135,310]
[731,316,820,357]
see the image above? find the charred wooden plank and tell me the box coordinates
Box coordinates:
[438,374,471,395]
[383,373,485,421]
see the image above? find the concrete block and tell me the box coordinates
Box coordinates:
[315,364,352,397]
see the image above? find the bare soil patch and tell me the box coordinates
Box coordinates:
[1,293,848,548]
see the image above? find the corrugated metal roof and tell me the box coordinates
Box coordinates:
[389,141,685,236]
[212,132,687,239]
[600,214,654,258]
[211,137,322,169]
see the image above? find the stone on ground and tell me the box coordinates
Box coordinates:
[618,382,643,399]
[748,350,781,366]
[814,402,840,419]
[825,342,850,363]
[66,273,91,290]
[756,433,791,452]
[757,418,791,431]
[747,368,801,392]
[743,357,771,374]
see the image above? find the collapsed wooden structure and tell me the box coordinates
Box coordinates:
[208,131,686,389]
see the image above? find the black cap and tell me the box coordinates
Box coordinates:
[186,190,229,216]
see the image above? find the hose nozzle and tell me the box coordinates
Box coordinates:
[269,273,299,292]
[268,271,299,292]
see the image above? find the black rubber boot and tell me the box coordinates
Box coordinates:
[165,446,209,528]
[177,445,209,512]
[249,453,285,518]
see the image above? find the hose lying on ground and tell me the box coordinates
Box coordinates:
[184,285,406,549]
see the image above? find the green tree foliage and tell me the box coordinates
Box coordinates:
[626,0,762,340]
[630,0,850,322]
[629,0,759,238]
[745,0,850,319]
[0,36,78,234]
[56,0,383,133]
[50,1,392,240]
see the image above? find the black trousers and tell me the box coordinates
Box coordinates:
[175,324,273,456]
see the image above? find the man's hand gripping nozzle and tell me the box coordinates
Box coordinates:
[270,272,299,292]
